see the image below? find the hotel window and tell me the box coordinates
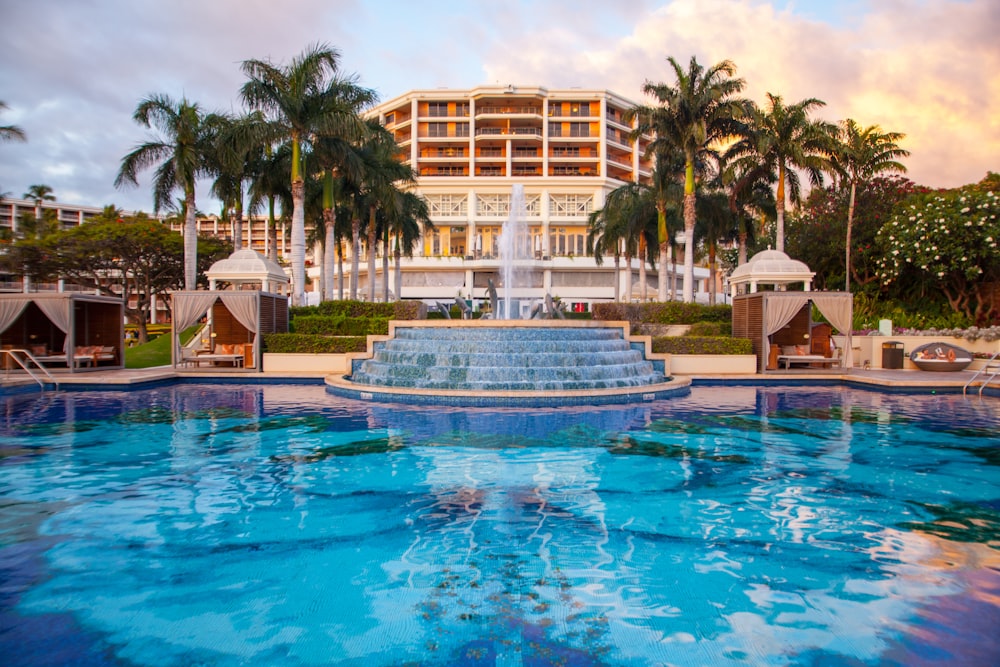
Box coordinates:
[479,166,502,176]
[548,122,562,137]
[455,102,469,117]
[428,102,449,117]
[428,123,450,137]
[385,112,395,124]
[569,103,590,117]
[552,146,580,157]
[569,123,590,137]
[513,146,538,157]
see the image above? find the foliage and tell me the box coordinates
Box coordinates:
[876,180,1000,324]
[3,215,230,341]
[786,175,925,291]
[687,321,732,336]
[291,315,389,336]
[290,299,422,320]
[651,336,752,355]
[593,301,732,324]
[262,333,367,354]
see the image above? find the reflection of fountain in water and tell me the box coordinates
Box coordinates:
[498,184,528,319]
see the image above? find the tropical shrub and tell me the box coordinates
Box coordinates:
[876,180,1000,324]
[262,333,367,354]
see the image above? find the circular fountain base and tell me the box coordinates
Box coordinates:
[325,320,691,407]
[325,373,691,407]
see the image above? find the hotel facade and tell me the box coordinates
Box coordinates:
[348,85,705,315]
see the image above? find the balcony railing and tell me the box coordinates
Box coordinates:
[476,106,541,115]
[476,127,543,137]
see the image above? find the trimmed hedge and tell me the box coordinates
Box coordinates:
[593,302,731,324]
[289,299,422,320]
[291,315,390,336]
[651,336,752,355]
[262,333,368,354]
[687,321,732,337]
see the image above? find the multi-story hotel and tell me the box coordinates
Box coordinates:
[344,85,707,315]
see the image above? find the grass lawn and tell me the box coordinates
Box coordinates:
[124,326,199,369]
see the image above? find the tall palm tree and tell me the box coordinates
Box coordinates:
[830,119,909,291]
[695,185,740,305]
[240,42,375,306]
[726,93,835,253]
[631,56,747,302]
[0,101,26,143]
[115,94,222,290]
[247,142,294,264]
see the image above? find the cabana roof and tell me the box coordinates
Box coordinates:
[729,250,815,295]
[205,249,289,293]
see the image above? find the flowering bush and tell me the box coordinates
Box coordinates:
[876,184,1000,323]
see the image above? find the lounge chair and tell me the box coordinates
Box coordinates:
[909,342,972,371]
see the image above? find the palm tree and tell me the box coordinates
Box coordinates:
[726,93,835,253]
[247,142,294,264]
[0,101,26,143]
[240,42,375,306]
[383,190,432,301]
[630,56,747,302]
[830,119,909,291]
[588,182,657,302]
[115,94,222,290]
[695,185,740,305]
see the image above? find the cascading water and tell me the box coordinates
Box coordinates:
[498,184,528,319]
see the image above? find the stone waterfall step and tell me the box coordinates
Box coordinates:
[350,325,666,392]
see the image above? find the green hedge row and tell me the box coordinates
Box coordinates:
[262,333,368,354]
[686,321,732,336]
[289,300,422,320]
[593,302,732,324]
[291,315,390,336]
[651,336,752,355]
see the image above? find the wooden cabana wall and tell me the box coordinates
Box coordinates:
[0,293,125,372]
[732,292,853,373]
[170,291,288,372]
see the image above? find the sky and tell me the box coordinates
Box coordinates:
[1,0,997,215]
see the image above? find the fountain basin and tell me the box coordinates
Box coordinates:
[325,320,690,407]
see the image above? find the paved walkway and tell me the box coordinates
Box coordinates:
[2,364,995,395]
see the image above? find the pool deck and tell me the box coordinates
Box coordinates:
[2,364,996,396]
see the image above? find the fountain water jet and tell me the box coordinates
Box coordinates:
[498,184,528,319]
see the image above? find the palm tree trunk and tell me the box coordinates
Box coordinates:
[738,228,748,266]
[183,188,197,290]
[350,216,360,300]
[323,208,336,302]
[775,162,786,252]
[394,242,402,302]
[612,253,620,302]
[337,241,344,300]
[657,205,668,302]
[638,236,648,302]
[624,251,634,302]
[682,192,696,303]
[845,180,856,292]
[267,196,278,263]
[708,243,717,306]
[367,206,377,302]
[290,178,306,306]
[382,226,390,302]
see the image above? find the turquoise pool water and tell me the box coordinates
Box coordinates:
[1,384,998,666]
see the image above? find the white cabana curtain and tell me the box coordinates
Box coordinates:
[35,299,72,333]
[811,296,854,368]
[174,294,219,332]
[0,298,31,335]
[763,296,810,366]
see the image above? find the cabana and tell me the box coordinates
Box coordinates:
[0,293,124,372]
[729,250,852,373]
[170,291,288,371]
[732,292,854,373]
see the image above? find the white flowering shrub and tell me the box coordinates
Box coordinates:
[876,187,1000,322]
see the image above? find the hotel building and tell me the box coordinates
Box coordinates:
[351,85,703,315]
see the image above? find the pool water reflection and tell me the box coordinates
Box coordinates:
[1,384,998,666]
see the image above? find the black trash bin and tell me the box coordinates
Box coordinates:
[882,341,904,369]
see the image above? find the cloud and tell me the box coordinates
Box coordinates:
[483,0,1000,189]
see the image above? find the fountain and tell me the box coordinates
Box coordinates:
[498,184,529,319]
[324,184,688,407]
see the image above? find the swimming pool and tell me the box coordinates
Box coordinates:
[1,384,998,666]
